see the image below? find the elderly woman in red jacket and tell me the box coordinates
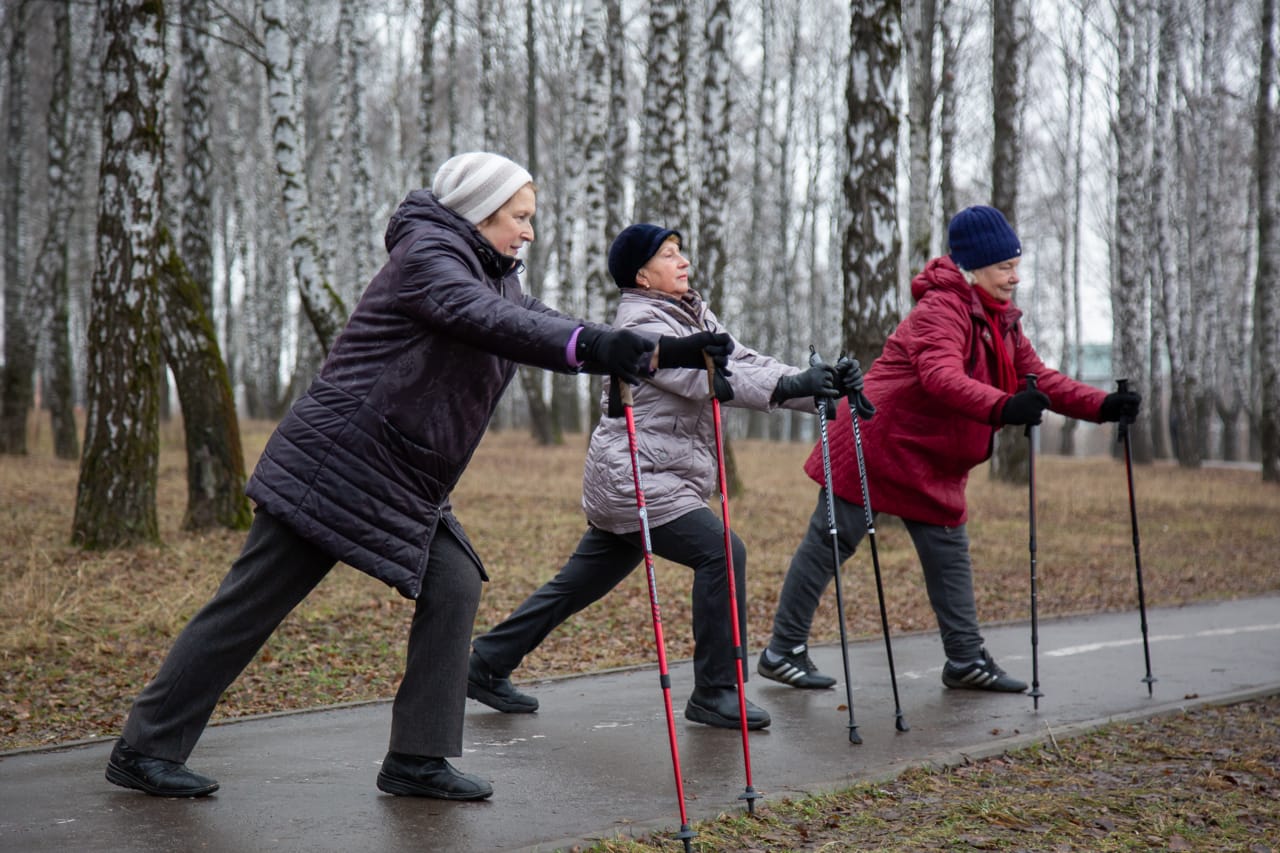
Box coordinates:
[756,205,1141,693]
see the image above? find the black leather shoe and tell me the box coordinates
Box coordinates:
[376,752,493,800]
[105,737,219,798]
[467,653,538,713]
[684,686,771,730]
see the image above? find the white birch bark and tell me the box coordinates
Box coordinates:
[262,0,347,353]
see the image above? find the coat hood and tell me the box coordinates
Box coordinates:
[385,190,516,278]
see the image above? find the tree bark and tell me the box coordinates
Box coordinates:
[262,0,348,354]
[905,0,937,274]
[1257,0,1280,481]
[841,0,902,367]
[988,0,1030,483]
[1,0,31,454]
[637,0,690,226]
[157,228,251,530]
[73,0,167,549]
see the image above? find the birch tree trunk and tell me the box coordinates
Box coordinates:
[937,0,958,220]
[905,0,936,274]
[698,0,741,491]
[1,0,31,454]
[180,0,213,314]
[1257,0,1280,481]
[29,0,81,461]
[419,0,441,183]
[841,0,902,366]
[988,0,1030,482]
[262,0,347,354]
[1151,0,1180,462]
[1112,0,1154,462]
[517,0,557,445]
[157,228,251,530]
[73,0,167,549]
[637,0,690,226]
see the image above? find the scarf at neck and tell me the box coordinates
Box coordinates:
[975,287,1018,394]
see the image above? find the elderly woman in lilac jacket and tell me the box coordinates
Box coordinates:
[468,224,861,731]
[105,155,724,805]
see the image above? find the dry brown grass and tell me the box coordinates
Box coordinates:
[2,418,1279,752]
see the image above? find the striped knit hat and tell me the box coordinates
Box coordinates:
[431,152,534,224]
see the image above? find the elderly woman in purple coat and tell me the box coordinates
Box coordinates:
[105,154,728,802]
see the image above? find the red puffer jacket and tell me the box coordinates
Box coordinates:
[804,256,1106,526]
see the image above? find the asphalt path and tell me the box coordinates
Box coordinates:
[2,594,1278,852]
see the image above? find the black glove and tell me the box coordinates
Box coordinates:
[1000,389,1051,426]
[834,357,864,396]
[656,332,735,373]
[576,326,656,385]
[1098,390,1142,423]
[772,365,840,403]
[711,369,734,402]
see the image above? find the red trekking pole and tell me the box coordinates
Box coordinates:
[618,380,696,853]
[703,354,761,814]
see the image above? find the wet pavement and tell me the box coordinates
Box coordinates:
[2,594,1278,852]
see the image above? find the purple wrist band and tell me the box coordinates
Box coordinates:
[566,327,583,368]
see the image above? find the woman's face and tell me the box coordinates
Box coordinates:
[477,184,536,257]
[971,257,1021,303]
[636,237,690,296]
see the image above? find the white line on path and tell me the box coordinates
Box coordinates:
[893,622,1280,681]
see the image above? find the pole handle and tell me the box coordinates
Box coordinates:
[620,380,634,408]
[1025,373,1038,391]
[703,351,717,397]
[809,346,837,419]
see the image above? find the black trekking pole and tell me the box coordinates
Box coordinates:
[810,347,861,745]
[837,355,909,733]
[1116,378,1156,696]
[1025,373,1044,710]
[619,380,696,852]
[703,354,762,814]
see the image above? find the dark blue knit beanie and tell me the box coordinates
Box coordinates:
[947,206,1021,271]
[608,223,682,289]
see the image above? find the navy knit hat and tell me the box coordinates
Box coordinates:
[947,205,1021,271]
[608,224,682,289]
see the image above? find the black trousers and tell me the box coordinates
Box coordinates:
[122,509,483,762]
[471,506,748,689]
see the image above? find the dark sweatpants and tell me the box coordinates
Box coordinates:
[121,509,483,762]
[767,490,984,663]
[471,506,748,690]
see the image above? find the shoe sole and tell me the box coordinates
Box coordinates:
[466,681,538,713]
[376,771,493,800]
[757,664,836,690]
[684,701,771,730]
[105,762,219,798]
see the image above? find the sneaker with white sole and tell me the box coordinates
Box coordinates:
[941,648,1027,692]
[756,644,837,689]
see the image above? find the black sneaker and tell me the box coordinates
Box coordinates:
[467,653,538,713]
[941,648,1027,692]
[757,645,837,689]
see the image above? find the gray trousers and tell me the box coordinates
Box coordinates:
[767,490,983,663]
[471,506,748,689]
[122,509,483,762]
